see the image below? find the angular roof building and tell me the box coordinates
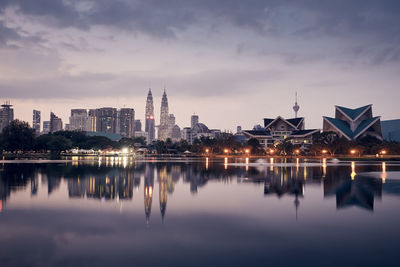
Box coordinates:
[243,116,319,148]
[323,105,382,140]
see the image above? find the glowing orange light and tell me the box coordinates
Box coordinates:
[205,148,209,153]
[350,149,357,155]
[380,150,387,155]
[244,149,250,154]
[269,149,275,154]
[321,149,328,154]
[294,149,300,154]
[224,149,229,154]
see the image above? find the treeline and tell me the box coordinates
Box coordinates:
[0,120,146,153]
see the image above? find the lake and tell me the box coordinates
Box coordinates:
[0,157,400,267]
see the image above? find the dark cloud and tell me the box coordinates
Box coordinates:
[0,0,399,40]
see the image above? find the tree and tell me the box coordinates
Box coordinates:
[0,120,35,152]
[247,138,263,154]
[275,138,294,155]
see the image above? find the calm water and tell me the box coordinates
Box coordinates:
[1,157,400,267]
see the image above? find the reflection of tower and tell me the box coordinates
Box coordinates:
[159,89,169,140]
[144,164,154,224]
[159,167,167,221]
[294,194,300,221]
[145,89,155,143]
[293,92,300,118]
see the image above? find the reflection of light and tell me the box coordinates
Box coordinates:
[205,157,209,170]
[382,162,387,183]
[303,165,307,180]
[145,186,153,197]
[224,157,228,169]
[351,161,356,180]
[0,200,2,213]
[245,157,249,171]
[122,156,128,168]
[121,147,129,154]
[322,158,327,177]
[270,158,274,171]
[296,158,300,175]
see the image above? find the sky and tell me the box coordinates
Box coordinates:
[0,0,400,131]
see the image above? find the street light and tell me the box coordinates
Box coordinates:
[269,148,275,154]
[321,149,328,154]
[224,149,229,154]
[380,150,387,155]
[244,148,250,154]
[205,148,209,154]
[350,149,357,155]
[294,149,300,155]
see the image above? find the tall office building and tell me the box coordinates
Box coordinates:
[0,101,14,133]
[50,112,63,132]
[96,107,118,133]
[158,90,170,140]
[145,89,155,142]
[69,109,88,131]
[119,108,135,138]
[86,109,97,132]
[32,110,41,133]
[43,121,50,133]
[191,114,199,128]
[134,120,142,132]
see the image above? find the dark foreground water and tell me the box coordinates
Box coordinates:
[0,157,400,267]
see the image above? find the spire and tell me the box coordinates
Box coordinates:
[293,91,300,118]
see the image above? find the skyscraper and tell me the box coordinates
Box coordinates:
[191,114,199,128]
[32,110,41,133]
[96,107,117,133]
[50,112,63,132]
[159,90,170,140]
[0,101,14,132]
[145,88,155,142]
[134,120,142,132]
[119,108,135,138]
[69,109,88,131]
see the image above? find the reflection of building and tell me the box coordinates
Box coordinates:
[33,110,41,133]
[50,112,63,132]
[159,167,168,221]
[144,164,154,223]
[323,105,382,140]
[145,89,155,142]
[0,101,14,132]
[243,116,319,149]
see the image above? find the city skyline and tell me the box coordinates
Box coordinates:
[1,1,400,131]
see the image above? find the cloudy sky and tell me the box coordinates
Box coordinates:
[0,0,400,131]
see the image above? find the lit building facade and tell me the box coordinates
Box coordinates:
[145,89,155,143]
[158,90,170,141]
[242,116,319,149]
[323,105,382,140]
[95,107,117,134]
[119,108,135,138]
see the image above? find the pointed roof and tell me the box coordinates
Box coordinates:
[323,116,381,140]
[286,118,304,128]
[336,105,371,121]
[264,116,304,129]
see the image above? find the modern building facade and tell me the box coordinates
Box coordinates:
[158,90,170,141]
[145,89,155,143]
[69,109,88,131]
[134,120,142,132]
[43,121,50,133]
[32,110,41,133]
[191,114,199,128]
[119,108,135,138]
[323,105,382,140]
[96,107,117,134]
[0,101,14,133]
[243,116,319,149]
[50,112,63,132]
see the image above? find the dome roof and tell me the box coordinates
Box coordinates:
[192,123,210,133]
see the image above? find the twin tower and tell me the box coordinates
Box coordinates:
[145,88,173,142]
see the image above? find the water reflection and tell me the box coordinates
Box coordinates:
[1,159,400,219]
